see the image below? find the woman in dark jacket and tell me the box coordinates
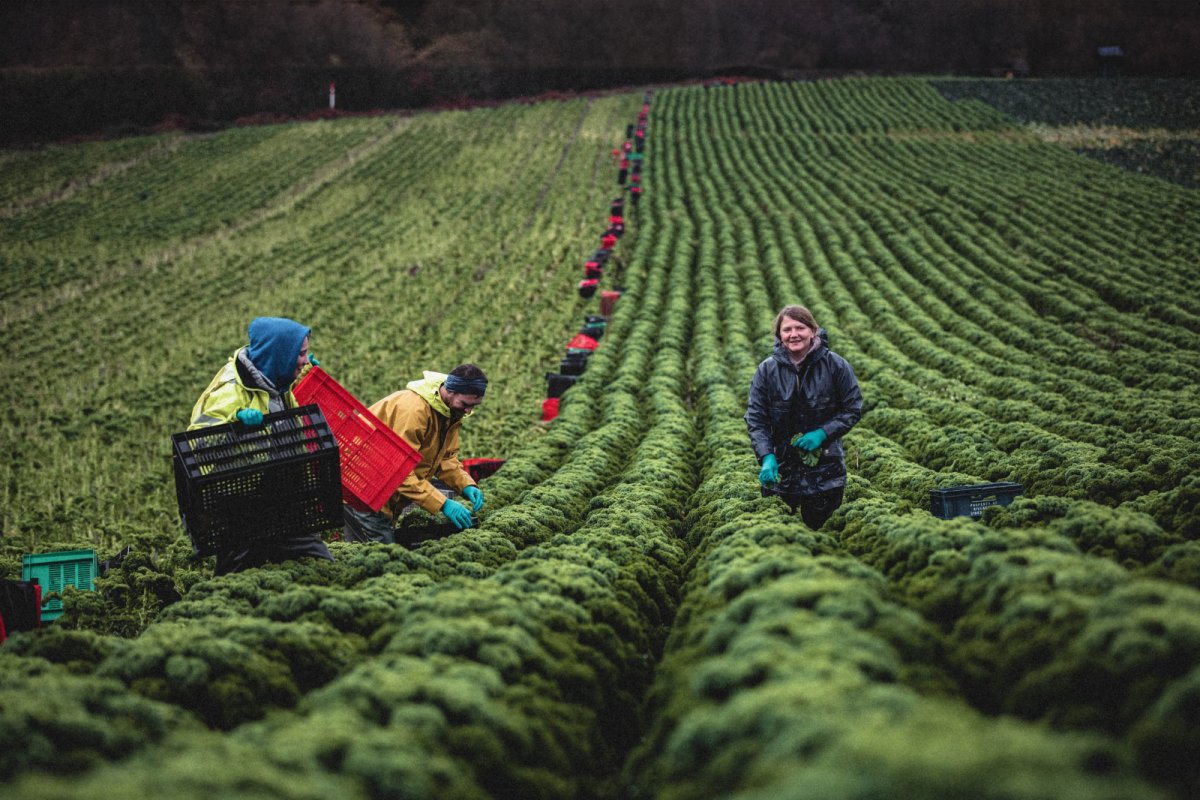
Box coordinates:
[745,305,863,528]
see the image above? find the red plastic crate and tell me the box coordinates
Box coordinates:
[462,457,506,482]
[566,333,599,351]
[599,289,621,317]
[294,367,421,512]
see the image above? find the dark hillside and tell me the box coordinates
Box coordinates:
[3,0,1199,143]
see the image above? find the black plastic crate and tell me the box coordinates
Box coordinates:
[930,482,1024,519]
[559,354,591,376]
[172,406,343,556]
[545,372,578,398]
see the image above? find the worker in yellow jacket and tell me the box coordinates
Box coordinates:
[189,316,334,573]
[343,364,488,543]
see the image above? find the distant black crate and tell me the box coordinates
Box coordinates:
[172,406,343,556]
[545,372,578,398]
[559,354,591,376]
[930,482,1025,519]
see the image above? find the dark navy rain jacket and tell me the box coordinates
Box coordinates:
[745,331,863,496]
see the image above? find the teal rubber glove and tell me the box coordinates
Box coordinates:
[462,485,484,513]
[442,499,474,530]
[235,408,264,426]
[758,453,779,485]
[792,429,828,451]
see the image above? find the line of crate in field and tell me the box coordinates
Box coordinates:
[259,97,634,427]
[4,97,620,392]
[301,100,632,407]
[3,101,595,412]
[2,97,696,796]
[56,149,695,796]
[2,97,641,567]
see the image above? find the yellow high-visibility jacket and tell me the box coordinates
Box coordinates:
[370,371,476,518]
[189,347,299,430]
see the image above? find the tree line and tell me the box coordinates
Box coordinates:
[2,0,1196,143]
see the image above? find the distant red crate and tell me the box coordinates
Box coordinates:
[294,367,421,512]
[599,289,621,317]
[566,333,599,351]
[462,457,506,482]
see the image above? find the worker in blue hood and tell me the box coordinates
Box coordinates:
[190,317,312,429]
[188,316,334,574]
[247,317,312,392]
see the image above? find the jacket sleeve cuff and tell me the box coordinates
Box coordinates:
[443,470,475,494]
[395,479,449,515]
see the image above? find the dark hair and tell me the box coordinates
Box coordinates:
[450,363,487,383]
[773,305,818,340]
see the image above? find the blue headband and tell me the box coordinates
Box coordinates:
[444,374,487,396]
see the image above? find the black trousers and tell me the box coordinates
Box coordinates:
[214,535,333,575]
[764,486,845,529]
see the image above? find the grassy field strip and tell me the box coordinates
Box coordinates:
[0,134,187,219]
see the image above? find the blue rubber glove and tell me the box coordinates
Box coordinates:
[308,353,320,367]
[442,499,474,530]
[235,408,264,426]
[462,485,485,513]
[792,429,828,451]
[758,453,779,485]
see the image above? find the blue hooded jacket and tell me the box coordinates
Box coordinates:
[246,317,310,390]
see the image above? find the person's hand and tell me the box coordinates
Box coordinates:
[758,453,779,485]
[462,485,484,513]
[791,429,828,451]
[235,408,264,426]
[308,353,320,367]
[442,499,474,530]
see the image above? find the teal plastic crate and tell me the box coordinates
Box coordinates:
[20,549,99,622]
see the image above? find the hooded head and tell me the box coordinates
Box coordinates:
[246,316,310,389]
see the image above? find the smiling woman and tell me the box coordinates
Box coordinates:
[744,304,863,528]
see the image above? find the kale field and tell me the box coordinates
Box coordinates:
[2,77,1199,799]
